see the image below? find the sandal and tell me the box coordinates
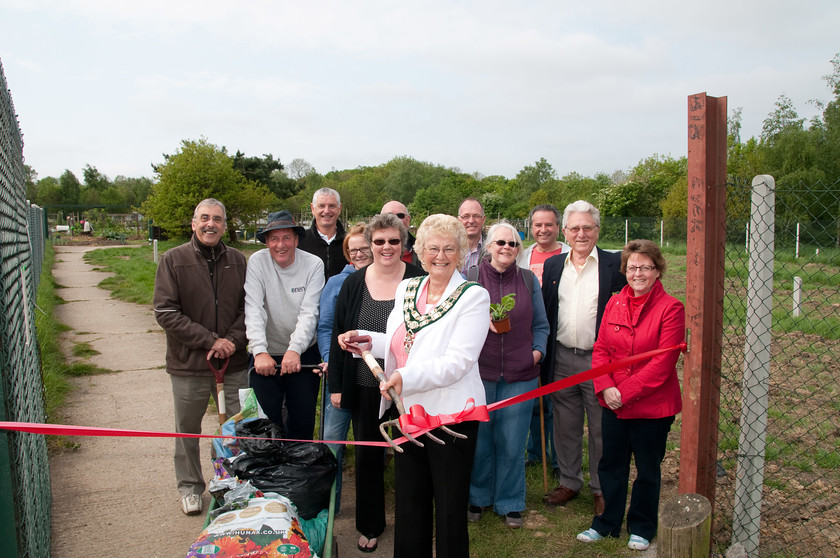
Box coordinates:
[358,535,378,553]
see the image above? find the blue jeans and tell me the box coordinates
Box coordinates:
[526,394,557,469]
[469,377,538,515]
[323,381,352,514]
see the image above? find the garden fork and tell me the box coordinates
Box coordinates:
[351,338,466,452]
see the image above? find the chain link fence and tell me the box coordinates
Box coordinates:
[714,177,840,556]
[0,59,51,558]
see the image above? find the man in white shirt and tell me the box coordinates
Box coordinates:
[540,201,626,516]
[458,198,486,271]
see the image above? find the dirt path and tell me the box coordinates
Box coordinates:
[48,245,392,557]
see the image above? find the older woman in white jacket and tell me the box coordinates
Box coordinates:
[338,213,490,558]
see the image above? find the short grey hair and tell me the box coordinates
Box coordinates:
[312,187,341,205]
[365,213,408,247]
[193,198,226,221]
[562,200,600,229]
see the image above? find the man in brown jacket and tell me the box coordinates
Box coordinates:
[153,198,249,516]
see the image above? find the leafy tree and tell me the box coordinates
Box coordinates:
[287,158,315,180]
[83,164,110,191]
[59,170,82,205]
[34,176,62,205]
[142,138,278,240]
[232,151,303,203]
[516,157,557,195]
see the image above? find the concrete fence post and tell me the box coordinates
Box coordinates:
[792,276,802,317]
[732,174,775,555]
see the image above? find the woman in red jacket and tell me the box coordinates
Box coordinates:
[576,239,685,552]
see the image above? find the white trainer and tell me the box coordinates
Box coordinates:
[628,534,650,551]
[576,528,603,543]
[181,493,202,516]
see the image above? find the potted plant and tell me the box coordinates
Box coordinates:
[489,293,516,334]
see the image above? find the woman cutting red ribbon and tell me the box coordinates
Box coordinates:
[337,213,490,558]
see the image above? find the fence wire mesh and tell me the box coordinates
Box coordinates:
[714,177,840,557]
[0,59,51,558]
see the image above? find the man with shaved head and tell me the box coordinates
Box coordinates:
[381,200,420,265]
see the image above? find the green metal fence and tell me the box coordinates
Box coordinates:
[0,59,51,558]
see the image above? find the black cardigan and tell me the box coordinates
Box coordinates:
[327,263,426,409]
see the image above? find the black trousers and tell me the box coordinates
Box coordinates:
[352,385,392,538]
[393,420,480,558]
[591,408,674,541]
[248,345,321,440]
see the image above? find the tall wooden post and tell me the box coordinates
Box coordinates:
[680,93,728,506]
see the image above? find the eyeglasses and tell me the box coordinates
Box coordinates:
[425,246,458,257]
[565,225,598,234]
[388,212,407,220]
[348,247,371,256]
[372,238,402,246]
[459,213,484,220]
[626,265,656,274]
[493,240,520,248]
[196,215,224,223]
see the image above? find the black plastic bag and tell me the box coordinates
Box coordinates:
[228,419,337,519]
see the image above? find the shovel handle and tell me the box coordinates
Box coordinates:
[207,356,230,384]
[208,357,230,425]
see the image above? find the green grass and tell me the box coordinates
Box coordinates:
[83,238,263,305]
[72,341,100,358]
[84,243,177,304]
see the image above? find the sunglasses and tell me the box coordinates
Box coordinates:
[389,212,407,220]
[493,240,520,248]
[372,238,402,246]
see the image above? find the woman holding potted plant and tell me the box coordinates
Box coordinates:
[467,221,549,528]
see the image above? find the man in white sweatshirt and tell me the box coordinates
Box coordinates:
[245,210,325,439]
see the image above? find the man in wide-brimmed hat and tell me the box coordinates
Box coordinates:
[245,210,325,439]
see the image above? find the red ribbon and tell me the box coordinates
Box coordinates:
[0,343,685,448]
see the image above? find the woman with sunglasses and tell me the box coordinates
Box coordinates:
[337,214,491,557]
[328,213,424,553]
[317,222,372,515]
[576,239,684,552]
[466,221,549,528]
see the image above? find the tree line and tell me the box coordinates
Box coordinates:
[25,54,840,241]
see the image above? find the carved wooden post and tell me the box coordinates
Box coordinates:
[681,93,728,507]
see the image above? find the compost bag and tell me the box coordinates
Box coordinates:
[227,419,337,519]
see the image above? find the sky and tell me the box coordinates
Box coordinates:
[1,0,838,183]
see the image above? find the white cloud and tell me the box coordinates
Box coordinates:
[2,0,838,181]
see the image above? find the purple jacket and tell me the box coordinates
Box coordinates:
[475,260,548,383]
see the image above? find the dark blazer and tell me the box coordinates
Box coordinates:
[539,247,627,384]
